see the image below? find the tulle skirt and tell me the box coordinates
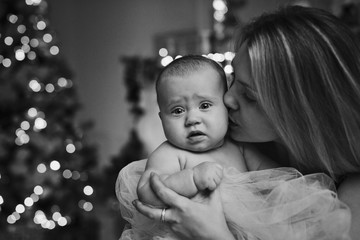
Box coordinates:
[116,159,351,240]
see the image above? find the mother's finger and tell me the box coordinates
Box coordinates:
[150,173,188,207]
[132,200,162,221]
[133,200,176,223]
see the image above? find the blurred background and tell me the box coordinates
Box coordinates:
[0,0,359,239]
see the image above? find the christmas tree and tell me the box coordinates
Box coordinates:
[0,0,100,239]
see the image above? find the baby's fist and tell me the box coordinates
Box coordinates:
[193,162,223,191]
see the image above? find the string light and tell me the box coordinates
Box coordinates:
[20,121,30,131]
[37,163,47,173]
[57,77,67,87]
[30,193,39,202]
[15,204,25,214]
[57,216,68,226]
[62,169,72,179]
[65,142,76,153]
[8,14,18,24]
[7,215,16,224]
[2,58,11,67]
[34,117,47,130]
[17,24,26,34]
[34,185,44,195]
[158,48,168,57]
[30,38,39,47]
[52,212,61,221]
[43,33,52,43]
[72,171,80,180]
[24,197,34,207]
[36,20,46,30]
[83,202,93,212]
[49,45,59,55]
[45,83,55,93]
[224,64,233,74]
[27,51,36,60]
[160,56,173,66]
[22,44,31,53]
[29,79,42,92]
[21,36,30,45]
[83,186,93,196]
[27,107,38,118]
[15,49,26,61]
[25,0,43,6]
[4,36,13,46]
[50,160,60,171]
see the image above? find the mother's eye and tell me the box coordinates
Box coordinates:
[243,90,257,103]
[227,73,235,88]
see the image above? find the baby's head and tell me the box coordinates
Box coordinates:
[156,55,229,152]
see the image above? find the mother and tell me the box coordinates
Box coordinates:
[133,5,360,239]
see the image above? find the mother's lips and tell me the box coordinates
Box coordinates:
[228,115,238,125]
[228,119,238,128]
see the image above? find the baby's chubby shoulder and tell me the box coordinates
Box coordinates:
[150,141,183,157]
[147,141,188,168]
[221,138,243,154]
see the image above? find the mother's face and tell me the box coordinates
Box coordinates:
[224,44,278,142]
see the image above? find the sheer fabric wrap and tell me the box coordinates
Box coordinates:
[116,159,351,240]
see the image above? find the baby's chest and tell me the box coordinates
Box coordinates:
[178,151,244,171]
[178,154,216,170]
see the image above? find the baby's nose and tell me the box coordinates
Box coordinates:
[185,111,201,126]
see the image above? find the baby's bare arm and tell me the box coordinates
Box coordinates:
[137,162,224,207]
[137,142,198,207]
[137,168,198,207]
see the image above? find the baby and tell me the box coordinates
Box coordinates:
[137,55,275,207]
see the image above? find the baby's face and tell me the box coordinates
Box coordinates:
[158,67,228,152]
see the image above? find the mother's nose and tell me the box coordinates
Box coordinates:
[224,90,239,110]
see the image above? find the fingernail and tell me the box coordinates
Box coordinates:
[150,172,155,177]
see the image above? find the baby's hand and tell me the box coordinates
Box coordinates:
[193,162,224,191]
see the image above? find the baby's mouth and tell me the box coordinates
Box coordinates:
[188,130,205,138]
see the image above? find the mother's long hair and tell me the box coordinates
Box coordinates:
[236,6,360,180]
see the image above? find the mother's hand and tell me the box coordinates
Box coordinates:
[133,173,235,240]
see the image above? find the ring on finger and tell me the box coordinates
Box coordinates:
[160,208,166,223]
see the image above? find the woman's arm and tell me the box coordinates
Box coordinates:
[134,173,235,240]
[337,173,360,239]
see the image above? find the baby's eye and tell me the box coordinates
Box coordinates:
[171,107,185,115]
[199,102,212,109]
